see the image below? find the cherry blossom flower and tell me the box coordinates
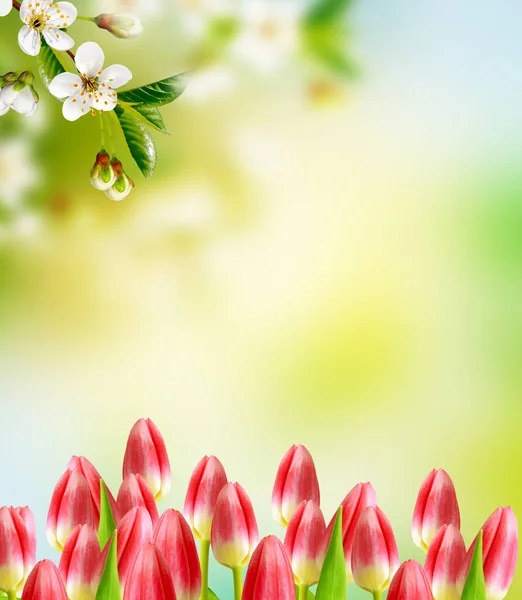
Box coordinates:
[18,0,77,56]
[0,0,12,17]
[0,85,38,117]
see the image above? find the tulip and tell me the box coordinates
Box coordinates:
[11,507,36,567]
[123,543,177,600]
[412,469,460,551]
[117,473,159,525]
[351,506,400,594]
[67,455,119,524]
[47,469,96,551]
[272,445,320,528]
[21,560,68,600]
[123,418,171,499]
[425,524,466,600]
[117,507,153,591]
[94,13,143,38]
[387,560,433,600]
[457,507,518,600]
[0,506,34,595]
[284,500,326,588]
[59,524,102,600]
[153,509,201,600]
[243,536,296,600]
[317,481,377,582]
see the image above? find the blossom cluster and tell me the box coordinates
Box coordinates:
[0,419,518,600]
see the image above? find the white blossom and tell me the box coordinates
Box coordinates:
[18,0,77,56]
[0,84,38,117]
[0,0,12,17]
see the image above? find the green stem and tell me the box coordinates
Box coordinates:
[372,591,382,600]
[105,112,116,156]
[100,112,107,149]
[200,539,210,600]
[76,15,95,21]
[7,591,17,600]
[232,566,243,600]
[298,583,309,600]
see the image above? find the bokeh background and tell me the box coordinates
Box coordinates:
[1,0,521,598]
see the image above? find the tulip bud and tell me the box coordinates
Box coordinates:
[105,160,135,201]
[387,560,433,600]
[89,151,117,191]
[123,543,177,600]
[457,507,518,600]
[425,524,466,600]
[184,455,228,541]
[123,418,171,500]
[243,536,296,600]
[0,506,34,594]
[351,506,399,593]
[412,469,460,552]
[117,473,159,526]
[94,13,143,38]
[272,445,321,528]
[210,482,259,569]
[283,500,325,587]
[59,524,102,600]
[21,560,68,600]
[47,469,96,551]
[11,507,37,567]
[317,482,377,583]
[153,509,201,600]
[117,507,153,590]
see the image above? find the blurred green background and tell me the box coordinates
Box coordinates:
[1,0,521,598]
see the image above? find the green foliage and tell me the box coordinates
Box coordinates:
[208,590,220,600]
[114,105,157,179]
[295,586,315,600]
[118,74,188,108]
[98,480,117,550]
[36,41,66,90]
[461,531,487,600]
[315,507,345,600]
[132,105,169,134]
[96,532,121,600]
[304,0,352,27]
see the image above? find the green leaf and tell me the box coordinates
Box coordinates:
[98,480,117,550]
[304,0,352,27]
[132,105,170,135]
[461,531,487,600]
[118,73,188,108]
[208,590,220,600]
[95,531,121,600]
[114,105,157,179]
[315,507,345,600]
[37,40,67,90]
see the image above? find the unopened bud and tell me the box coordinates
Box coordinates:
[17,71,35,86]
[94,13,143,39]
[0,72,19,86]
[90,150,116,191]
[105,159,134,201]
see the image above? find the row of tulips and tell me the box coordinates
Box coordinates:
[0,418,518,600]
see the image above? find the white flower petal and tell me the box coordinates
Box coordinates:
[75,42,104,79]
[11,87,36,115]
[48,72,82,99]
[92,90,117,113]
[25,103,39,117]
[18,0,31,20]
[99,64,132,89]
[43,27,74,51]
[0,84,17,106]
[0,104,10,116]
[62,91,91,121]
[46,1,77,26]
[18,25,41,56]
[0,0,12,17]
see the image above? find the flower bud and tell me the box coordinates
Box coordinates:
[387,560,433,600]
[412,469,460,551]
[117,507,153,591]
[210,482,259,569]
[0,72,19,85]
[351,506,400,593]
[153,509,201,600]
[123,543,177,600]
[59,524,102,600]
[21,560,68,600]
[11,507,37,567]
[183,455,228,541]
[89,151,116,191]
[122,418,171,499]
[47,469,96,551]
[0,506,34,594]
[94,13,143,39]
[457,507,518,600]
[17,70,35,86]
[272,445,320,528]
[243,536,296,600]
[105,159,135,201]
[0,82,38,117]
[117,473,159,526]
[283,500,325,587]
[425,524,466,600]
[317,482,377,583]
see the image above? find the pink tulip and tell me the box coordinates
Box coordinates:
[0,506,34,594]
[284,500,326,587]
[210,482,259,569]
[424,524,466,600]
[59,524,103,600]
[458,507,518,600]
[123,418,171,500]
[184,456,228,541]
[243,536,296,600]
[153,509,202,600]
[412,469,460,551]
[67,456,119,524]
[47,469,96,551]
[21,560,68,600]
[123,543,177,600]
[117,473,159,526]
[351,506,400,593]
[317,482,377,582]
[117,507,154,591]
[272,445,320,528]
[11,507,36,564]
[387,560,433,600]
